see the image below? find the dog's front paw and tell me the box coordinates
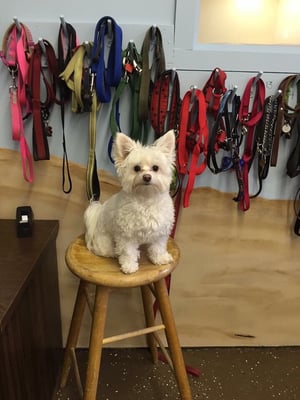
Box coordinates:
[120,261,139,274]
[149,251,174,265]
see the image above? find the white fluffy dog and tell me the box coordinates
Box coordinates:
[84,129,176,274]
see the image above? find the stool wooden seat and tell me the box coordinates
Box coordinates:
[60,234,192,400]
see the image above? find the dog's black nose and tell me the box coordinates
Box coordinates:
[143,174,152,183]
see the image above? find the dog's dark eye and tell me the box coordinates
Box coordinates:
[134,165,141,172]
[152,165,159,172]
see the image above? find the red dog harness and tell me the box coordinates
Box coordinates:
[238,75,265,211]
[203,67,227,117]
[177,87,209,207]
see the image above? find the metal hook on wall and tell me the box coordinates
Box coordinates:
[150,24,157,43]
[38,38,47,55]
[13,16,21,32]
[107,18,113,40]
[60,15,68,36]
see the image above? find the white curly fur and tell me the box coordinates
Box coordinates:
[84,130,176,274]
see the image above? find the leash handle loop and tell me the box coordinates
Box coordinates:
[91,16,123,103]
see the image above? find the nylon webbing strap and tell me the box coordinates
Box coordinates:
[150,69,181,138]
[28,39,60,161]
[87,93,101,200]
[238,76,265,211]
[207,89,233,174]
[203,67,227,117]
[108,40,143,162]
[0,22,34,182]
[58,20,79,193]
[138,25,166,142]
[91,16,123,103]
[177,88,209,208]
[60,43,93,113]
[60,41,101,200]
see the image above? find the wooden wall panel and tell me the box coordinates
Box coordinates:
[1,148,299,347]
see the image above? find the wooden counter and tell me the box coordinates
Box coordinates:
[0,219,62,400]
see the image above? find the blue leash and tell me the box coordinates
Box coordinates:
[91,16,123,103]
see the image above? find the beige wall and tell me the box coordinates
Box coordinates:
[1,148,299,347]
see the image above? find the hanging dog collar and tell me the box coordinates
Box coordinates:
[90,16,123,103]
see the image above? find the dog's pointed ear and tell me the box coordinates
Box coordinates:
[153,130,176,163]
[113,132,137,163]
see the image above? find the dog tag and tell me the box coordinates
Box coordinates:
[282,121,291,136]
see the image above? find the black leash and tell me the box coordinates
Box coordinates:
[58,20,78,193]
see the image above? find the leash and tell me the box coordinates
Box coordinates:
[138,25,166,142]
[207,88,246,206]
[177,87,209,208]
[27,39,61,161]
[57,19,79,193]
[237,75,265,211]
[0,21,34,182]
[271,75,300,167]
[207,89,239,174]
[150,69,181,139]
[202,67,227,117]
[90,16,123,103]
[251,93,280,198]
[271,75,300,168]
[60,42,94,113]
[60,42,102,200]
[273,75,300,178]
[109,40,142,145]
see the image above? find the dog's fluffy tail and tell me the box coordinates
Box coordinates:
[84,201,102,250]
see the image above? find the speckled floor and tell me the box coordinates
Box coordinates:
[53,347,300,399]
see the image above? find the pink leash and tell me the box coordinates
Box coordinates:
[1,22,34,182]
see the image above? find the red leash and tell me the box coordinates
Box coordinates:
[27,39,60,161]
[177,87,209,208]
[238,75,265,211]
[0,22,34,182]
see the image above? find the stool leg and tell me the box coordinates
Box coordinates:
[141,285,158,363]
[84,285,110,400]
[60,280,87,388]
[154,279,192,400]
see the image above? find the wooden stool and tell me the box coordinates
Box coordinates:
[60,234,192,400]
